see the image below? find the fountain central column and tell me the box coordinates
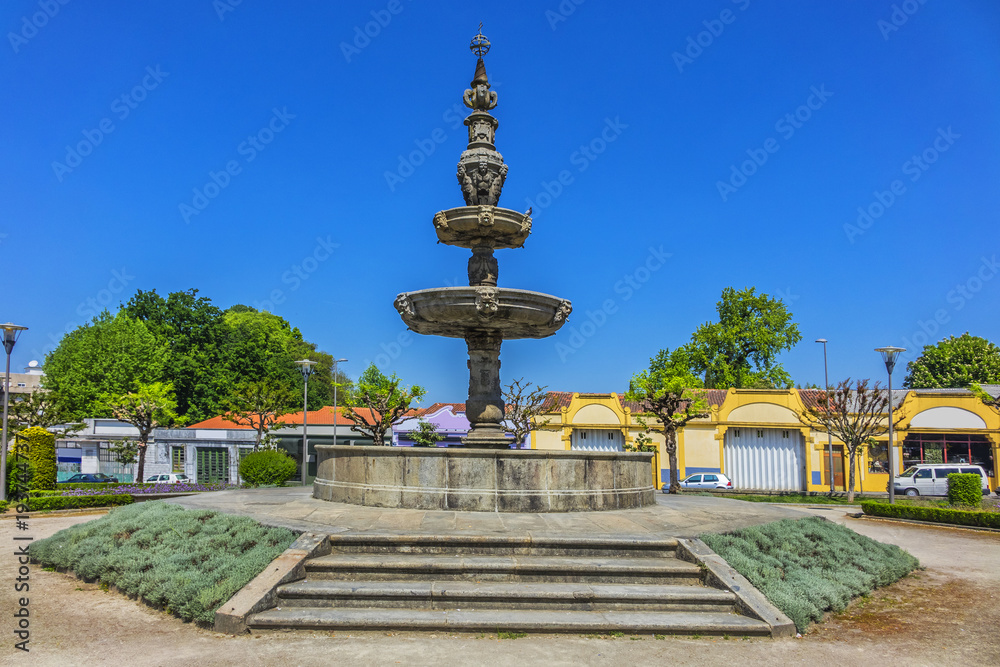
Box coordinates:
[462,331,508,448]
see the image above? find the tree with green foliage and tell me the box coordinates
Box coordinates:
[687,287,801,389]
[798,379,894,503]
[410,419,444,447]
[625,347,710,493]
[225,380,297,450]
[502,378,551,447]
[123,289,227,423]
[107,382,179,483]
[109,438,139,467]
[343,364,425,446]
[903,333,1000,389]
[43,312,168,418]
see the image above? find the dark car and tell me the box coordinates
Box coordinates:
[58,473,119,484]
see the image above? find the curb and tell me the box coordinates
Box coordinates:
[852,513,1000,534]
[214,532,330,634]
[675,538,796,638]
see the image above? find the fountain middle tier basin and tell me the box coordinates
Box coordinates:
[394,287,572,339]
[433,205,532,249]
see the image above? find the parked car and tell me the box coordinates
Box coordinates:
[146,474,191,484]
[677,472,733,490]
[58,473,119,484]
[893,463,990,497]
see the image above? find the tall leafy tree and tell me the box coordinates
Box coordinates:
[123,289,226,423]
[343,364,425,445]
[107,382,179,483]
[502,378,551,447]
[687,287,801,389]
[904,333,1000,389]
[43,312,167,418]
[625,347,710,494]
[798,378,895,503]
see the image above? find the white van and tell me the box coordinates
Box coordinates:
[893,464,991,497]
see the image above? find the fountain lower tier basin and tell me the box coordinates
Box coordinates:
[313,445,656,512]
[394,287,571,339]
[433,206,531,249]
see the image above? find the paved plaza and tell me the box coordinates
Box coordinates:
[164,486,807,538]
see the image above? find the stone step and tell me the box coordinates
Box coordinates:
[304,554,704,584]
[276,580,736,612]
[248,607,772,636]
[326,533,679,558]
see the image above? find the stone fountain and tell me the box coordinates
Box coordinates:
[313,29,655,512]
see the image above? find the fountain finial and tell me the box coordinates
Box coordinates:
[464,24,496,111]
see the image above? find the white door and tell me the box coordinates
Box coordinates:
[571,429,623,451]
[723,428,806,492]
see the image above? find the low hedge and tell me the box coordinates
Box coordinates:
[861,500,1000,529]
[58,482,157,490]
[28,494,134,511]
[947,473,982,506]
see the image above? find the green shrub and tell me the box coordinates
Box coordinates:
[238,450,297,486]
[0,500,8,513]
[30,501,297,624]
[18,427,56,490]
[702,516,918,633]
[947,473,982,507]
[861,500,1000,528]
[5,455,36,497]
[29,494,134,511]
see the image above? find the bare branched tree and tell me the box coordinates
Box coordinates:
[226,381,296,451]
[799,378,897,502]
[502,378,551,447]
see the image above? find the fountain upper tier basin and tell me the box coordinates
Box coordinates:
[433,206,531,249]
[394,287,572,339]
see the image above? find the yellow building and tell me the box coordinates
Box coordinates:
[530,388,1000,494]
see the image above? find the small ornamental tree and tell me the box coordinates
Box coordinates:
[107,382,179,484]
[625,347,710,493]
[226,380,296,451]
[410,419,444,447]
[799,379,896,503]
[343,364,425,446]
[9,389,84,437]
[502,378,551,447]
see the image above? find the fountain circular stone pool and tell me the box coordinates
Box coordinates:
[314,445,655,513]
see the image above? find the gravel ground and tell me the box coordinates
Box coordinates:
[2,507,997,666]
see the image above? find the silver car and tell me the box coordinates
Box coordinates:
[678,472,733,490]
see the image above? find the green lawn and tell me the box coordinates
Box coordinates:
[702,516,919,633]
[30,501,297,624]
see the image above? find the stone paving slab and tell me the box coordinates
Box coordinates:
[165,486,807,538]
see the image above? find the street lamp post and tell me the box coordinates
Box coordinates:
[295,359,318,486]
[1,323,28,503]
[875,346,905,504]
[815,338,835,493]
[332,358,347,448]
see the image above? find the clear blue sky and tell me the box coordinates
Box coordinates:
[3,1,999,404]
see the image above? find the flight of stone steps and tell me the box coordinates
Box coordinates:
[247,533,773,636]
